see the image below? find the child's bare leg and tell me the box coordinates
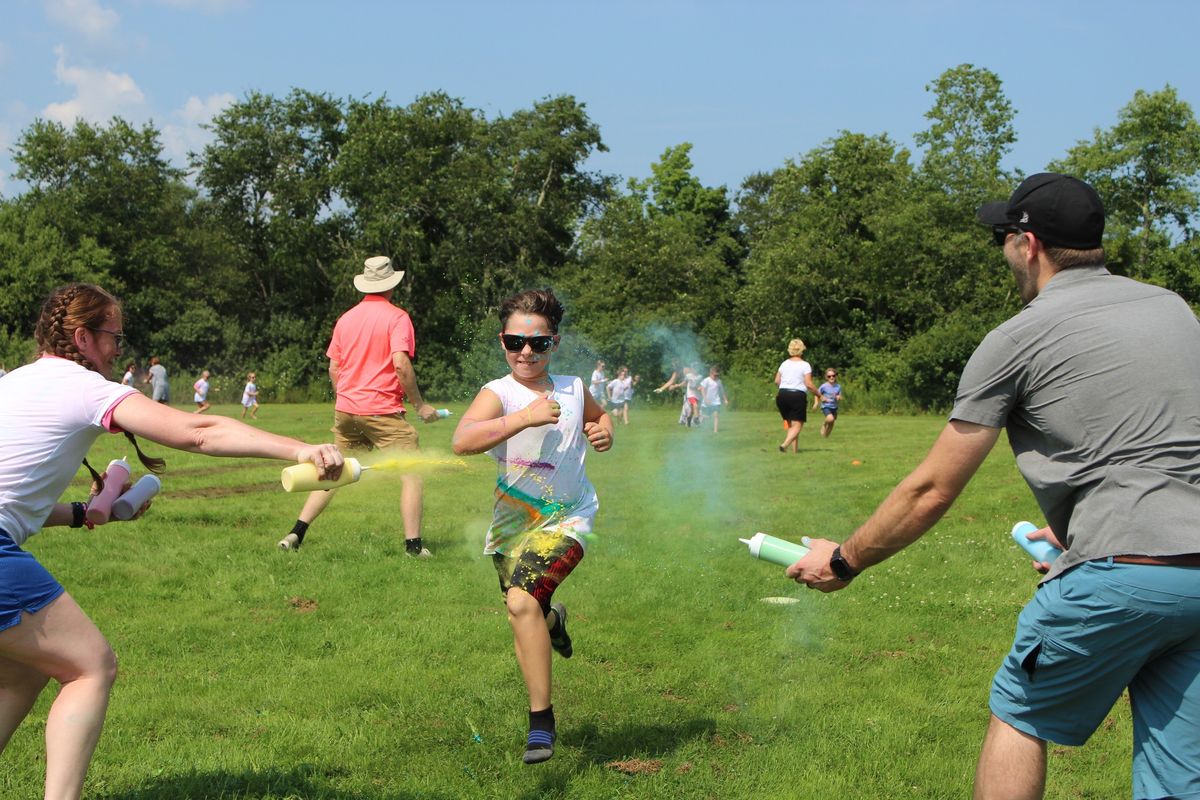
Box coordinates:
[506,588,552,710]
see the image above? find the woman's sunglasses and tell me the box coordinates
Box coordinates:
[500,334,556,353]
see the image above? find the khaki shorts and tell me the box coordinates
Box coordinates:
[332,411,420,453]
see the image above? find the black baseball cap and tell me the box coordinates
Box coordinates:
[977,173,1105,249]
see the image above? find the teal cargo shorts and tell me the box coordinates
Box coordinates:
[990,559,1200,799]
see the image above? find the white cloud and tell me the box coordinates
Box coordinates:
[42,45,146,125]
[44,0,119,40]
[162,92,235,164]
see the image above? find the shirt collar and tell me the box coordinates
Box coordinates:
[1028,264,1110,305]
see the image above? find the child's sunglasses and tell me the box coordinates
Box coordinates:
[500,334,556,353]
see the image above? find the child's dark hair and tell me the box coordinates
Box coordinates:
[35,283,167,488]
[498,288,564,334]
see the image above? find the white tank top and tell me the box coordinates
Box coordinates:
[482,374,598,554]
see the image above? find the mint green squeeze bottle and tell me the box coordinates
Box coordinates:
[740,532,810,566]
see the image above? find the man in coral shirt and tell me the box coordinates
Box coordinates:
[278,256,439,555]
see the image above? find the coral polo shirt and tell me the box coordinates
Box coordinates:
[326,294,416,416]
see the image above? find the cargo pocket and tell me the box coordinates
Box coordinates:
[1020,641,1042,680]
[1018,632,1089,682]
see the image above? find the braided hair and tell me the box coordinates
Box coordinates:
[34,283,166,489]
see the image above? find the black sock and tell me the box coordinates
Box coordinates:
[529,705,555,733]
[405,537,423,554]
[525,705,556,761]
[290,520,309,544]
[546,608,562,638]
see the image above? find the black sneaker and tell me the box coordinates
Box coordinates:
[523,728,555,764]
[549,602,572,659]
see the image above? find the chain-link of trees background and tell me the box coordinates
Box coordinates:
[2,65,1198,411]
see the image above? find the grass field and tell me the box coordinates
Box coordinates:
[3,403,1133,799]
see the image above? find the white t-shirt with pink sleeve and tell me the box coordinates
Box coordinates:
[0,357,138,545]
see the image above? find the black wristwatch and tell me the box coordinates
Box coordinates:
[830,546,860,582]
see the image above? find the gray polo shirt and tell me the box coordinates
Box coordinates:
[952,265,1200,581]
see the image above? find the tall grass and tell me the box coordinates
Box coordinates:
[3,403,1131,798]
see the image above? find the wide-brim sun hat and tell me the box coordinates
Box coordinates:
[353,256,405,293]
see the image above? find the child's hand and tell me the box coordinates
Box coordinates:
[584,421,612,452]
[525,392,561,427]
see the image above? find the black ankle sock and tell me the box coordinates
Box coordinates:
[290,520,309,543]
[529,705,555,733]
[405,537,423,554]
[525,705,556,762]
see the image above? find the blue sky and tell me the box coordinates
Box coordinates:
[2,0,1198,198]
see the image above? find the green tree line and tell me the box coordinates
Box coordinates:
[2,65,1198,410]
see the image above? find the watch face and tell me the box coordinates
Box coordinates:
[831,548,856,581]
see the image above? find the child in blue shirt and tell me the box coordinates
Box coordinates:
[814,368,843,438]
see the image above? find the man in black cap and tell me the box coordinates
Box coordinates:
[787,173,1200,798]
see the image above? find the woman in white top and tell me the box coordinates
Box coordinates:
[0,283,343,799]
[774,338,819,453]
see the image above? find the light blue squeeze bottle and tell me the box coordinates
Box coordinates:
[1011,521,1062,564]
[739,532,811,567]
[436,408,452,418]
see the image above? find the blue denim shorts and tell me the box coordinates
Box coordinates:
[990,559,1200,799]
[0,529,66,632]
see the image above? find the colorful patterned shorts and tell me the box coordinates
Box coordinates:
[493,529,585,615]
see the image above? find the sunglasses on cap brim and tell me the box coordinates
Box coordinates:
[500,334,557,353]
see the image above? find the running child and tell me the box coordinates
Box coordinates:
[452,288,613,765]
[814,368,843,438]
[661,365,701,427]
[241,372,259,419]
[606,366,637,425]
[192,370,211,414]
[698,365,729,433]
[589,359,607,409]
[681,366,702,427]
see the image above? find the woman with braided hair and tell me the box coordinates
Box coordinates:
[0,283,344,799]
